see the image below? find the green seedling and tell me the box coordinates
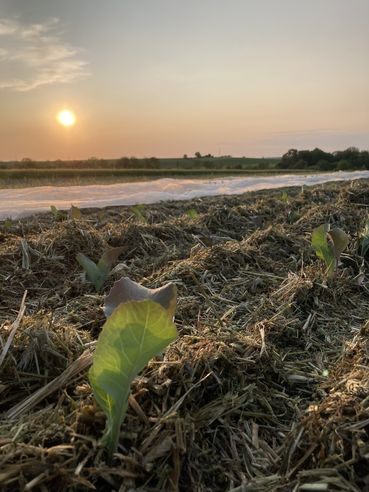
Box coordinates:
[77,247,124,291]
[89,295,177,457]
[50,205,66,221]
[2,217,13,230]
[311,224,349,277]
[131,204,147,223]
[70,204,82,220]
[104,277,177,318]
[186,208,199,219]
[287,210,300,224]
[280,191,289,203]
[361,220,369,257]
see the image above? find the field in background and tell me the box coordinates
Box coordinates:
[0,156,322,189]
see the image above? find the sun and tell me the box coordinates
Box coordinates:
[57,109,76,127]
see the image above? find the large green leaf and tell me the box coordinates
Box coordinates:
[89,299,177,456]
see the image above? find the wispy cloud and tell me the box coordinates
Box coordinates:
[0,17,90,91]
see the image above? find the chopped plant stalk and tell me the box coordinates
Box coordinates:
[89,299,177,457]
[76,247,124,291]
[186,209,199,219]
[20,239,31,270]
[311,224,349,276]
[104,277,177,318]
[131,204,147,223]
[361,220,369,257]
[70,205,82,220]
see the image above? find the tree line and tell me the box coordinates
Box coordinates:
[278,147,369,171]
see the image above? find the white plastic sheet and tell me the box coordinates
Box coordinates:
[1,170,368,220]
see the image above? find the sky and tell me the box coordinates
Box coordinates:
[0,0,368,160]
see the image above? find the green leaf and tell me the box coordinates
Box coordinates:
[186,208,199,219]
[280,191,289,203]
[77,253,105,291]
[104,277,177,318]
[89,299,177,456]
[311,224,348,277]
[50,205,65,221]
[311,224,335,275]
[71,205,82,220]
[3,217,12,230]
[131,204,147,223]
[77,247,124,291]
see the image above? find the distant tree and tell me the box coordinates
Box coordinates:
[195,152,202,158]
[183,154,188,159]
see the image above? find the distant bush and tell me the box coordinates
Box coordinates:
[277,147,369,171]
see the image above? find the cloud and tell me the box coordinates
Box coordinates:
[0,17,90,91]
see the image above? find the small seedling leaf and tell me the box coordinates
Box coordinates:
[104,277,177,318]
[186,209,199,219]
[280,191,289,203]
[329,227,349,263]
[131,204,147,223]
[77,247,124,291]
[89,299,177,457]
[312,224,348,277]
[71,205,82,220]
[76,253,105,291]
[97,247,125,277]
[311,224,335,275]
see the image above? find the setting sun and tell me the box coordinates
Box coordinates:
[57,109,76,127]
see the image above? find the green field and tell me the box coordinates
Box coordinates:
[0,167,316,188]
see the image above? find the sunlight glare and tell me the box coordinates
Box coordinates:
[57,109,76,127]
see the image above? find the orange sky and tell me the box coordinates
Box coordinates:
[0,0,368,160]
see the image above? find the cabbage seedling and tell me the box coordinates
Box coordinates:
[311,224,349,277]
[186,208,199,219]
[70,204,82,220]
[131,204,147,223]
[89,298,177,457]
[50,205,65,221]
[77,247,124,291]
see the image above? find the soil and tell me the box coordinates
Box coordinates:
[1,179,369,491]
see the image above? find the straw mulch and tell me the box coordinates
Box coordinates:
[1,179,369,491]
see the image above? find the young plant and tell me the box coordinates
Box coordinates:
[89,283,177,457]
[311,224,349,277]
[76,247,124,291]
[186,208,199,220]
[131,204,147,223]
[70,204,82,220]
[50,205,65,221]
[361,220,369,257]
[280,191,289,203]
